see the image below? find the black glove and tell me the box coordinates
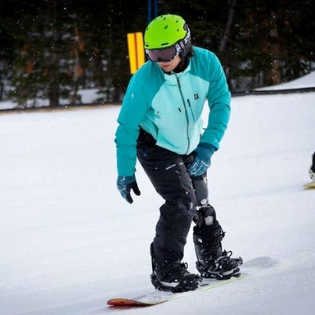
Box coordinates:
[116,174,141,203]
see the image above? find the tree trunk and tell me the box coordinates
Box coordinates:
[219,0,237,52]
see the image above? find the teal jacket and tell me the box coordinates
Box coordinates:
[115,46,231,176]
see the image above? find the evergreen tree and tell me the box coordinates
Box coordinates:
[0,0,313,106]
[3,1,82,106]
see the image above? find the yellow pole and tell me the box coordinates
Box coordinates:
[127,32,145,74]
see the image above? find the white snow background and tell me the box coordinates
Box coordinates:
[0,72,315,315]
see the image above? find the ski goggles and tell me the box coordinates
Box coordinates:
[145,43,181,62]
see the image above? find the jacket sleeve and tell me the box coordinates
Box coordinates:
[115,73,149,176]
[200,53,231,149]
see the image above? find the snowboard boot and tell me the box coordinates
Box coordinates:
[193,205,243,280]
[150,244,201,293]
[309,152,315,182]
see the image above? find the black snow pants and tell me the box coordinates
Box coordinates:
[136,128,208,267]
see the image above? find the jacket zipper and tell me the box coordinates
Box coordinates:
[175,75,190,154]
[187,98,195,121]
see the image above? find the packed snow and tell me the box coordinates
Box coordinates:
[0,72,314,315]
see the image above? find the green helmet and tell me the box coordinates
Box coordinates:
[144,14,190,50]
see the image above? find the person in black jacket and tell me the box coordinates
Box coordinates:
[309,152,315,182]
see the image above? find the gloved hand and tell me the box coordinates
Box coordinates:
[117,174,141,203]
[188,142,217,176]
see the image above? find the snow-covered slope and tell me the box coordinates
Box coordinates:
[0,78,314,314]
[257,71,315,90]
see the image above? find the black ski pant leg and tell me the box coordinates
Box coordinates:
[137,131,197,266]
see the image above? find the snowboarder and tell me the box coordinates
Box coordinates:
[115,14,242,293]
[309,151,315,181]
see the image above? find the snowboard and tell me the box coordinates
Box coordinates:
[107,275,246,307]
[303,182,315,189]
[107,257,277,308]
